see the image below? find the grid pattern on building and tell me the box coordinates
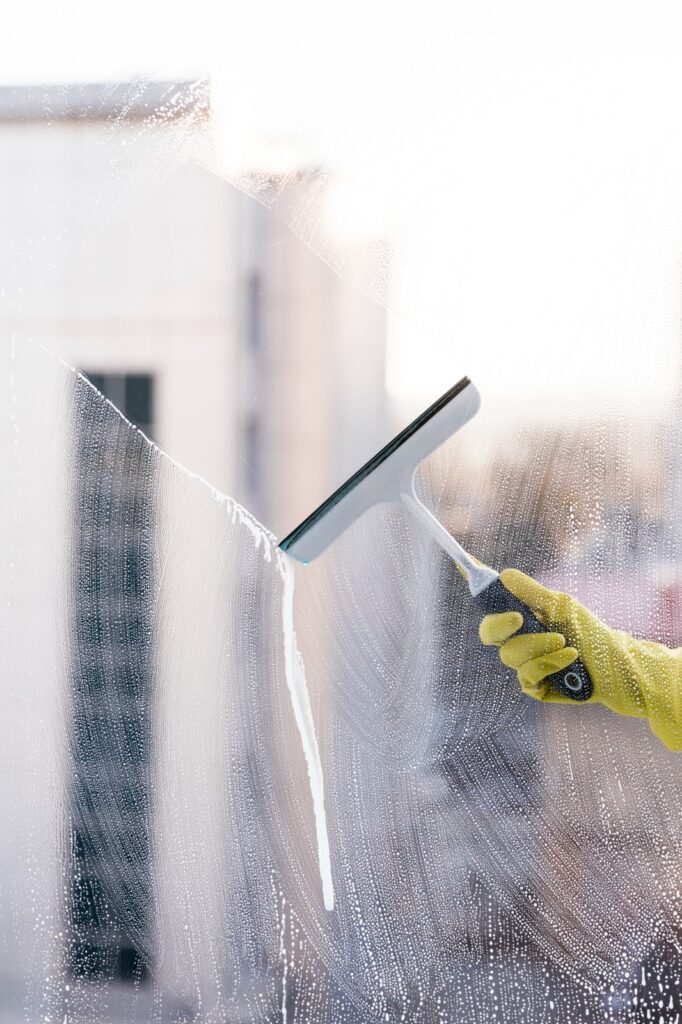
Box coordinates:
[68,372,155,983]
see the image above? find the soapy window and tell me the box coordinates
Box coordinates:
[2,5,682,1021]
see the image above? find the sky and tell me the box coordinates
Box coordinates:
[4,1,682,421]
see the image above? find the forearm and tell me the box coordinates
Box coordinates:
[625,637,682,751]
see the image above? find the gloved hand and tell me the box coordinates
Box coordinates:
[479,568,682,751]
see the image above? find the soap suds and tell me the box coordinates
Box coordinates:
[278,552,335,911]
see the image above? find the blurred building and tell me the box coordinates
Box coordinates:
[3,75,682,1024]
[0,79,386,1005]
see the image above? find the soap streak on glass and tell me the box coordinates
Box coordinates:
[278,551,335,912]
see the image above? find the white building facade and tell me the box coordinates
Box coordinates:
[0,80,386,1020]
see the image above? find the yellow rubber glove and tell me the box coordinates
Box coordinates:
[479,568,682,752]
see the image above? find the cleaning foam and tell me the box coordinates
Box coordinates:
[278,552,335,911]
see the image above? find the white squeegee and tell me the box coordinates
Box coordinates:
[279,378,593,702]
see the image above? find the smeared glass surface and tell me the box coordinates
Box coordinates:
[2,340,682,1023]
[3,7,682,1019]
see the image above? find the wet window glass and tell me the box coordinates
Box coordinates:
[2,6,682,1023]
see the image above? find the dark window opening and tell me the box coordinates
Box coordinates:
[68,370,155,985]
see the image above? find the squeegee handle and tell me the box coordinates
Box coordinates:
[475,577,594,702]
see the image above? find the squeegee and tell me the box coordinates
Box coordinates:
[279,377,593,701]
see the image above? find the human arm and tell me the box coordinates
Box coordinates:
[479,568,682,751]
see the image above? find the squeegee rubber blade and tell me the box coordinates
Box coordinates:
[279,376,479,563]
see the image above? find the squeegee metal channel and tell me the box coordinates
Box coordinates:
[279,376,472,553]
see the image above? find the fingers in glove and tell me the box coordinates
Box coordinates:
[520,677,584,705]
[518,646,579,687]
[500,568,562,626]
[499,632,566,670]
[479,611,524,646]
